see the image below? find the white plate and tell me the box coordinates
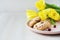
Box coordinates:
[26,21,60,34]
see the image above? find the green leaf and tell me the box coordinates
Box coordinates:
[46,3,60,9]
[50,19,56,25]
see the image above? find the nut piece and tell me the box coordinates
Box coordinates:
[28,17,41,28]
[34,20,51,30]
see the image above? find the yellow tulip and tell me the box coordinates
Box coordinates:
[35,0,46,10]
[38,8,60,21]
[48,8,60,21]
[26,10,38,20]
[38,11,48,20]
[59,16,60,20]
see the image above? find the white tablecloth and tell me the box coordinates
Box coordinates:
[0,12,26,40]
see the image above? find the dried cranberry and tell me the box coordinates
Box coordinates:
[54,25,56,28]
[48,29,51,31]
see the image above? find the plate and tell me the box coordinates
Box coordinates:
[26,21,60,34]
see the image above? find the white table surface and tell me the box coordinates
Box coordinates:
[0,12,26,40]
[0,0,60,40]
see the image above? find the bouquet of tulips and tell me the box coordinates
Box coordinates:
[26,0,60,25]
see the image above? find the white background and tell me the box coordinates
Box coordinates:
[0,0,60,40]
